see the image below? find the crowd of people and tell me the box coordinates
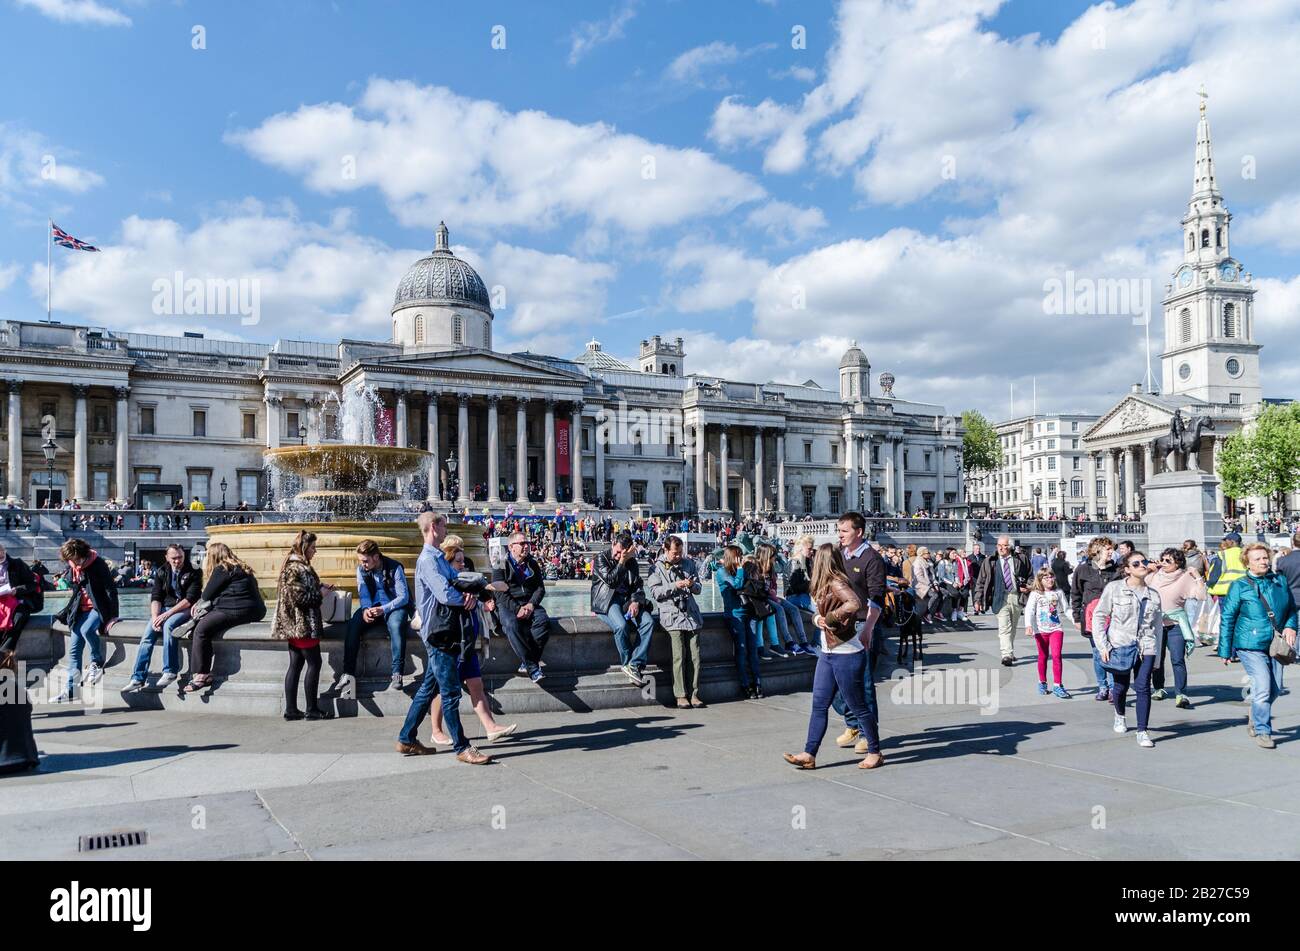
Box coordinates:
[2,510,1297,776]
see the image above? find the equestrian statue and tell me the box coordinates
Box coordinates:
[1152,409,1215,472]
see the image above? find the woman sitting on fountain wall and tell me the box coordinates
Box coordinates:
[184,542,267,694]
[272,531,335,721]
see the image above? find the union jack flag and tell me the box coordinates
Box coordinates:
[51,222,99,252]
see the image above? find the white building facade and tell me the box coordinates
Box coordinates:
[970,412,1100,517]
[0,228,964,517]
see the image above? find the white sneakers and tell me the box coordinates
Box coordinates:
[83,663,103,686]
[1136,731,1154,748]
[338,673,357,700]
[1113,714,1127,734]
[156,672,178,688]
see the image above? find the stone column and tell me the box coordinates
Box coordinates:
[7,381,21,503]
[719,427,729,513]
[594,406,606,506]
[694,419,706,514]
[72,384,88,502]
[543,398,557,505]
[894,438,907,514]
[1104,450,1119,519]
[776,432,786,513]
[1142,441,1155,496]
[570,405,583,506]
[937,445,947,508]
[114,386,129,503]
[754,428,764,513]
[884,438,896,512]
[486,395,501,504]
[265,395,282,449]
[426,392,440,501]
[394,392,408,448]
[456,393,470,506]
[1211,436,1222,511]
[1122,447,1137,515]
[515,398,528,504]
[843,432,855,512]
[1086,452,1098,517]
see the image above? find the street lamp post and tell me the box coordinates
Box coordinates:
[1058,478,1067,517]
[857,467,868,514]
[220,477,228,509]
[446,452,458,502]
[41,437,57,507]
[1031,483,1042,519]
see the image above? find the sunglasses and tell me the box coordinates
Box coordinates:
[1128,559,1151,568]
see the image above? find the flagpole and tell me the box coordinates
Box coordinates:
[46,218,51,323]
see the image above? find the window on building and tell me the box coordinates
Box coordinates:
[135,468,160,485]
[1223,303,1236,338]
[1097,480,1106,497]
[188,470,211,505]
[453,315,463,344]
[922,492,934,510]
[325,414,340,440]
[1072,421,1080,432]
[581,426,592,452]
[828,487,842,515]
[1229,393,1241,405]
[803,441,812,463]
[1201,228,1210,248]
[1071,478,1083,497]
[604,480,615,505]
[1047,422,1056,432]
[872,488,883,511]
[663,482,680,511]
[1180,308,1192,344]
[802,486,816,514]
[140,406,155,435]
[414,314,425,345]
[242,412,256,440]
[239,472,260,507]
[831,443,838,465]
[903,450,909,469]
[287,412,300,437]
[924,452,932,470]
[630,480,647,505]
[1048,481,1057,498]
[871,443,879,465]
[1047,438,1056,450]
[1073,457,1082,470]
[192,410,206,438]
[667,434,675,458]
[92,470,109,500]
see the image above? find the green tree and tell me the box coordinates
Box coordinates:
[1216,402,1300,512]
[961,410,1000,474]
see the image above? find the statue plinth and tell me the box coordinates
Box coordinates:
[1142,469,1223,554]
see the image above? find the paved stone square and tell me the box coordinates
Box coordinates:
[3,617,1295,861]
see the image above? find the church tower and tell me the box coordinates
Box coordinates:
[1160,92,1261,406]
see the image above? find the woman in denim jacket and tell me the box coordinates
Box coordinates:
[1093,551,1163,748]
[1218,543,1298,749]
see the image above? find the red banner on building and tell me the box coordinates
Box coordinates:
[556,418,571,477]
[375,406,396,446]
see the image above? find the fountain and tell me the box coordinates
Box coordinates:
[206,384,485,597]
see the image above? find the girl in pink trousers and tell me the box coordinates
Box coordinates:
[1025,568,1072,699]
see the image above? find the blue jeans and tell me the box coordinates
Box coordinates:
[1238,649,1283,738]
[600,601,655,669]
[66,609,104,692]
[1111,653,1156,731]
[753,614,780,650]
[725,608,760,689]
[345,608,409,677]
[399,642,466,752]
[131,609,189,680]
[787,593,812,612]
[1088,637,1113,693]
[1152,623,1188,695]
[833,619,881,731]
[773,599,809,647]
[810,650,879,755]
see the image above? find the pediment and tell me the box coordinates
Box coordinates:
[361,348,588,386]
[1084,396,1172,443]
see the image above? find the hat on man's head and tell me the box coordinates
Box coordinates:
[1224,531,1242,544]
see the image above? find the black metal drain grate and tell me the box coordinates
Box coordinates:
[78,829,148,853]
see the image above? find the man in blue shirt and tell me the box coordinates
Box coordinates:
[342,539,412,695]
[396,512,490,764]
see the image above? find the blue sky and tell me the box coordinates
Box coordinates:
[3,0,1300,419]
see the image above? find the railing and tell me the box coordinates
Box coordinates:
[766,516,1148,544]
[0,508,300,535]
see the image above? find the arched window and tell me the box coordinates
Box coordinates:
[1188,232,1195,251]
[453,315,462,344]
[414,314,425,344]
[1215,227,1222,247]
[1223,303,1236,338]
[1179,308,1192,344]
[1201,228,1210,248]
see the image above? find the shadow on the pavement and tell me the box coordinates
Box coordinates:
[1188,684,1252,707]
[482,715,702,759]
[864,719,1061,765]
[31,743,238,775]
[35,721,139,735]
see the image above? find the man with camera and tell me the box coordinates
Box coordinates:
[591,531,655,686]
[493,532,550,683]
[647,535,705,708]
[395,512,490,764]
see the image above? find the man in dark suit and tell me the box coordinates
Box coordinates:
[493,532,550,683]
[974,535,1032,665]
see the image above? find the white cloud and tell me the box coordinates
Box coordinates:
[670,330,851,386]
[665,239,770,312]
[666,41,741,86]
[568,0,638,66]
[770,65,817,84]
[458,242,616,338]
[1238,193,1300,252]
[0,124,105,202]
[228,78,765,234]
[14,0,131,26]
[745,200,827,243]
[0,263,19,292]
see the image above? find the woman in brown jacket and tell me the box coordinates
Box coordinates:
[783,544,884,770]
[272,531,334,721]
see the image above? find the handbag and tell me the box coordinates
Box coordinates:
[1194,596,1220,636]
[1243,576,1297,666]
[321,589,352,624]
[1099,590,1144,672]
[172,599,210,640]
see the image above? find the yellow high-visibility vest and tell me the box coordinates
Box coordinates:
[1208,545,1246,596]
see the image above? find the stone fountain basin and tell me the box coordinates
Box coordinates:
[264,445,431,486]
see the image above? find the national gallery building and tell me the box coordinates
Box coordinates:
[0,222,964,517]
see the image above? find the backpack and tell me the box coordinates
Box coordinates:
[1207,553,1224,588]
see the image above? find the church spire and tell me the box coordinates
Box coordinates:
[1190,85,1220,204]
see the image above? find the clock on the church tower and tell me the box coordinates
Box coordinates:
[1178,268,1192,288]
